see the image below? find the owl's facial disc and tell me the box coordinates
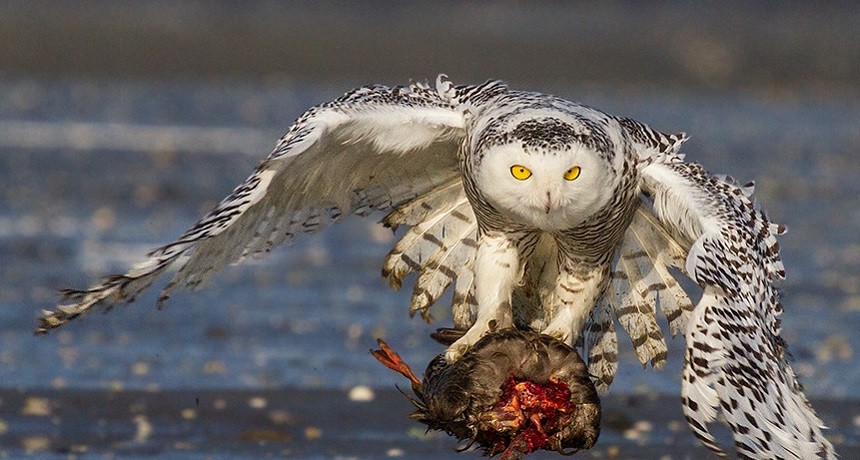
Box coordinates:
[510,164,582,214]
[479,143,613,230]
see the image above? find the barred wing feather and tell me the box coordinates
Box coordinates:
[640,155,834,459]
[382,180,478,323]
[38,82,466,333]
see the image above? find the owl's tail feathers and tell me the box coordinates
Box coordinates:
[36,250,183,334]
[382,182,478,323]
[682,290,836,460]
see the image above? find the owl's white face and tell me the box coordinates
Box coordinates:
[476,142,615,231]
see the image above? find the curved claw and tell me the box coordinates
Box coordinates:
[455,428,480,453]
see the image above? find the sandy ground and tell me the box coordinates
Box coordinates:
[2,387,856,459]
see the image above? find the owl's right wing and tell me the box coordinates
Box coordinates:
[38,79,468,333]
[610,118,834,459]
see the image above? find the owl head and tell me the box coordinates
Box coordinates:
[474,116,620,231]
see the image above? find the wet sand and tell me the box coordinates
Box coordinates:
[3,387,856,459]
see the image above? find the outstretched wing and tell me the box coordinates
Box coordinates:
[38,80,467,332]
[635,147,834,458]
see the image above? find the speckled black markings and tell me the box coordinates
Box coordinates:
[469,93,615,162]
[614,116,687,155]
[511,118,581,152]
[658,159,832,458]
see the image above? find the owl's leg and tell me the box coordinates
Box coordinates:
[541,265,606,346]
[445,232,518,362]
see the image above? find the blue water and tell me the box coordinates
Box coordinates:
[1,78,858,401]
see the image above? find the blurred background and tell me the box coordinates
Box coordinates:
[0,1,858,458]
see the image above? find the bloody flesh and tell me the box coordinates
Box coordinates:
[484,374,575,459]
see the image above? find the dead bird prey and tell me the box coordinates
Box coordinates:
[372,329,600,458]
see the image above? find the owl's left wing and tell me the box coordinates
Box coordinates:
[626,127,834,458]
[38,80,467,332]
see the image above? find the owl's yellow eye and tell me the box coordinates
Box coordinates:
[564,166,581,181]
[510,165,532,180]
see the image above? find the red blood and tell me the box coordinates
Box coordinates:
[489,374,575,458]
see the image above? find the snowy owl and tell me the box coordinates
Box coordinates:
[38,76,834,459]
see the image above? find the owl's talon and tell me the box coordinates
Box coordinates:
[445,320,496,362]
[445,343,470,363]
[540,325,572,346]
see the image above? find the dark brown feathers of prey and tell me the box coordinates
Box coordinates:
[372,329,600,459]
